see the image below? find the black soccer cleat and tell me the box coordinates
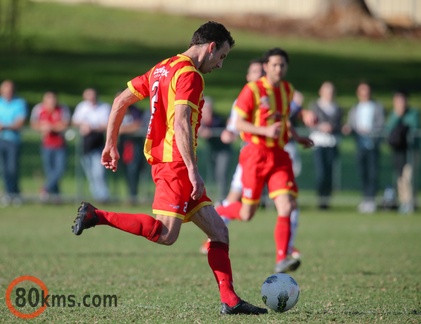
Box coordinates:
[72,202,99,235]
[220,300,268,315]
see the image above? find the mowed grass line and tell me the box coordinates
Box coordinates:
[0,204,420,323]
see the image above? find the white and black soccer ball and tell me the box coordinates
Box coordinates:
[261,273,300,312]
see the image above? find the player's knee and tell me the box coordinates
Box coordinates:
[209,223,229,243]
[239,206,257,221]
[158,236,178,246]
[157,231,179,246]
[239,214,253,221]
[220,223,229,239]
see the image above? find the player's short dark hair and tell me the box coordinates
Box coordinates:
[189,21,235,50]
[394,88,409,98]
[262,47,289,64]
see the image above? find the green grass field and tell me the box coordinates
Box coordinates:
[0,204,420,323]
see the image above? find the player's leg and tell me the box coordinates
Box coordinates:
[268,149,301,273]
[288,207,300,258]
[72,161,191,245]
[216,144,264,222]
[200,163,242,255]
[71,202,164,242]
[190,205,267,315]
[285,141,301,254]
[272,194,301,273]
[223,163,243,206]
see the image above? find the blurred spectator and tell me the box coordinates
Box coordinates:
[309,81,343,209]
[198,96,232,203]
[284,90,316,177]
[0,80,27,206]
[30,91,71,203]
[118,100,150,205]
[385,90,419,214]
[72,88,110,203]
[343,82,385,213]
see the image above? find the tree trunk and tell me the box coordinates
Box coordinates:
[312,0,389,37]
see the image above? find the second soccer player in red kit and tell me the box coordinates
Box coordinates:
[215,47,314,273]
[71,21,267,315]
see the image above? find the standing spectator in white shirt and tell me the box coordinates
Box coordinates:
[72,88,111,203]
[343,82,385,213]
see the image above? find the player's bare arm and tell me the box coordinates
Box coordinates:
[289,123,314,148]
[235,115,282,138]
[174,103,204,200]
[102,88,139,172]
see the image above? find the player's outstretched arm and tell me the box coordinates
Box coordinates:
[102,88,139,172]
[289,124,314,149]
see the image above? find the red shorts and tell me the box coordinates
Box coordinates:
[151,161,212,222]
[239,143,298,204]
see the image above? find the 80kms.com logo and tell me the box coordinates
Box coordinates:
[5,275,118,319]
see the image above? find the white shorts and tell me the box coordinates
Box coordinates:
[230,164,243,192]
[284,141,302,177]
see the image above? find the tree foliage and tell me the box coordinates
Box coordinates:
[0,0,24,51]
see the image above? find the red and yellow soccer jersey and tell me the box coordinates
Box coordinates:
[234,76,294,148]
[128,54,204,164]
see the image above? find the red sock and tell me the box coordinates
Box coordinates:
[96,209,162,242]
[274,216,291,262]
[216,201,242,220]
[207,242,240,307]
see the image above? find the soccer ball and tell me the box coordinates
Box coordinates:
[261,273,300,312]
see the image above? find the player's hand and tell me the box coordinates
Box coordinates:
[265,122,282,138]
[297,136,314,149]
[188,168,205,200]
[220,129,237,144]
[101,144,120,172]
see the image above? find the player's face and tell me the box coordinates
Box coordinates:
[264,55,288,85]
[246,62,263,82]
[200,41,231,74]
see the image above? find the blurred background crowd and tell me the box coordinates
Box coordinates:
[1,0,420,213]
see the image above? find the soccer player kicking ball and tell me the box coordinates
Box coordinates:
[71,21,267,316]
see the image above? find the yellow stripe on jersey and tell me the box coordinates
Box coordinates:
[247,82,261,145]
[278,83,288,147]
[262,77,276,147]
[127,81,145,100]
[170,54,193,68]
[159,64,202,162]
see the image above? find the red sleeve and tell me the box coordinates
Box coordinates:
[127,70,151,100]
[234,84,255,121]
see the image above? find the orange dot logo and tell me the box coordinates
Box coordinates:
[5,275,48,319]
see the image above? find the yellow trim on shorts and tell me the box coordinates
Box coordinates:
[153,201,214,223]
[152,209,185,220]
[185,201,213,222]
[241,197,261,205]
[269,189,298,199]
